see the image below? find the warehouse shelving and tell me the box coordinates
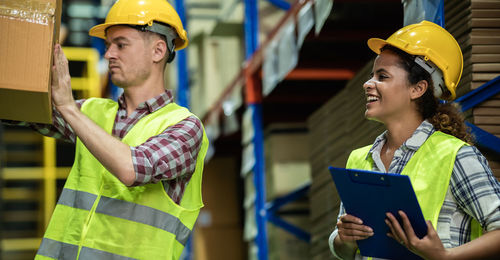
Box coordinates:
[201,0,380,259]
[200,0,500,259]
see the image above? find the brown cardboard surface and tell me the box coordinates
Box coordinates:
[0,0,61,124]
[471,18,500,27]
[198,156,241,227]
[474,107,500,116]
[475,116,500,124]
[472,63,500,72]
[472,45,500,54]
[471,1,500,9]
[194,226,246,260]
[471,9,500,18]
[471,54,500,63]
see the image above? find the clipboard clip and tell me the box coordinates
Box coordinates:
[348,171,391,187]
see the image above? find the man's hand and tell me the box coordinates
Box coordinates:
[51,44,76,110]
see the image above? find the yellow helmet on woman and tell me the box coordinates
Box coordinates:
[367,20,463,101]
[89,0,188,51]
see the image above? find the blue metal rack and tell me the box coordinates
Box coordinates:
[175,0,189,109]
[243,1,313,259]
[243,0,270,260]
[265,184,311,243]
[454,75,500,155]
[240,0,500,259]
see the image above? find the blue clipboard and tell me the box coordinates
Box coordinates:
[329,166,427,260]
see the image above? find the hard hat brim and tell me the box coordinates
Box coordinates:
[89,22,188,51]
[89,23,111,40]
[367,38,389,55]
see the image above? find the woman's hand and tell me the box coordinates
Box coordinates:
[337,214,374,243]
[333,214,374,260]
[385,210,450,260]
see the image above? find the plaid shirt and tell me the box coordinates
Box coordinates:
[28,90,203,205]
[330,121,500,260]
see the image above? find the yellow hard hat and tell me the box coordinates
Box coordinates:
[367,20,463,100]
[89,0,188,51]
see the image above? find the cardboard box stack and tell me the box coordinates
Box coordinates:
[0,0,62,124]
[445,0,500,180]
[264,123,311,200]
[243,123,312,259]
[264,125,310,260]
[307,62,384,260]
[267,198,310,260]
[194,156,246,260]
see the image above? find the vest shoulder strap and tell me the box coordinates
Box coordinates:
[80,98,119,133]
[346,145,372,169]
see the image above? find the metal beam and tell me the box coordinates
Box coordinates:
[176,0,189,109]
[455,75,500,112]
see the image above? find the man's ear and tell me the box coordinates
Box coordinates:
[152,39,167,63]
[410,80,428,100]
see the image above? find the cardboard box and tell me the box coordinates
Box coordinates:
[264,127,312,200]
[267,213,310,260]
[0,0,62,123]
[194,226,246,260]
[198,156,241,227]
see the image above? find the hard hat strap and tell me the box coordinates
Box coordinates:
[414,56,446,99]
[132,22,177,51]
[130,22,177,63]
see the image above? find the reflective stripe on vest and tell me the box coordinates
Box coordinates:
[38,238,136,260]
[55,188,192,245]
[346,131,483,242]
[37,98,209,259]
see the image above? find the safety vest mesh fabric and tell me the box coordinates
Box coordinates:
[346,131,483,241]
[36,98,209,260]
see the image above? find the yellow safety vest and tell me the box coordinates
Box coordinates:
[36,98,209,260]
[346,131,482,244]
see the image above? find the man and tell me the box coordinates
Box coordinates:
[30,0,209,259]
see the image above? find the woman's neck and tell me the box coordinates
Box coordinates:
[384,116,424,150]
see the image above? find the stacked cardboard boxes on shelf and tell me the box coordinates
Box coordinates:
[264,124,311,200]
[267,199,310,260]
[194,156,246,260]
[243,124,311,260]
[307,62,384,260]
[265,124,311,260]
[445,0,500,180]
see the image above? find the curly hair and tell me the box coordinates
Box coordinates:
[380,45,473,144]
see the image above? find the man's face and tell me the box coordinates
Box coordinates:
[104,26,152,88]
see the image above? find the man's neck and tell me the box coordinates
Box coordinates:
[122,73,165,115]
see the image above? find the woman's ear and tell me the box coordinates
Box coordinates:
[410,80,428,100]
[152,39,167,63]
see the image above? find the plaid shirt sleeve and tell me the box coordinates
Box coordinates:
[449,145,500,231]
[2,100,85,143]
[130,115,203,186]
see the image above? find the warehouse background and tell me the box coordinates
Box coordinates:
[1,0,499,259]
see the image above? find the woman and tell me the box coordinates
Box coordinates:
[329,21,500,260]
